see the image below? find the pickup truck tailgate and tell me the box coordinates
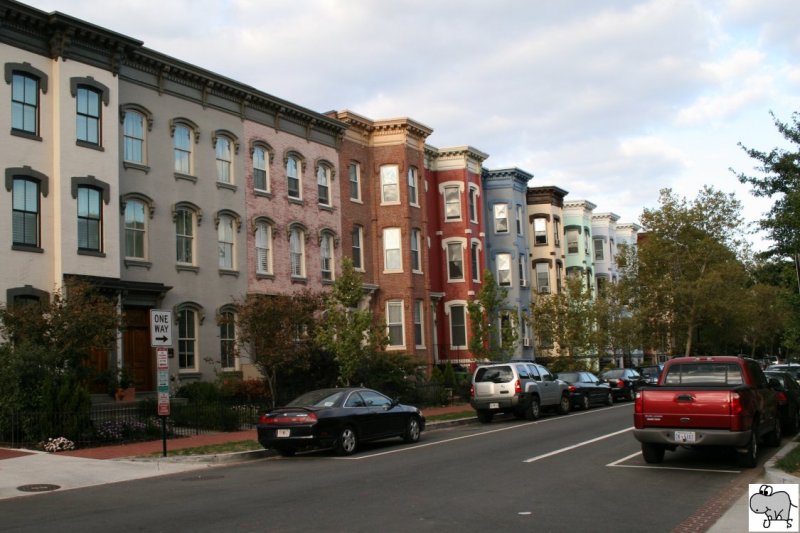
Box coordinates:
[638,389,734,429]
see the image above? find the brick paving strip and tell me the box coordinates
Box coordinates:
[0,449,34,460]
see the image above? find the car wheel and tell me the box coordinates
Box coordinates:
[580,395,590,411]
[335,426,358,456]
[641,443,665,464]
[738,423,759,468]
[525,397,541,420]
[274,446,296,457]
[476,409,494,424]
[627,388,636,401]
[558,394,570,415]
[765,417,782,447]
[403,416,421,443]
[605,392,614,406]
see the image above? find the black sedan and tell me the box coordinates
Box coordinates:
[599,368,646,401]
[556,371,613,410]
[257,388,425,456]
[765,370,800,434]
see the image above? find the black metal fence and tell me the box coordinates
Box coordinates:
[0,399,268,450]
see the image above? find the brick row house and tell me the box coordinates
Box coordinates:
[0,0,643,390]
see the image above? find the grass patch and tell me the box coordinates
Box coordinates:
[776,442,800,474]
[148,440,263,457]
[426,410,475,421]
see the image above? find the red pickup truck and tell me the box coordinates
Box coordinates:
[633,356,781,467]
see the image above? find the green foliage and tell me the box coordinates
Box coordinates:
[532,275,594,359]
[317,258,387,386]
[442,362,457,389]
[176,381,220,403]
[354,351,421,401]
[468,270,517,360]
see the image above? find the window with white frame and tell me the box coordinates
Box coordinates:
[386,300,404,348]
[77,186,102,252]
[594,238,604,261]
[534,218,547,245]
[584,229,591,255]
[216,136,233,184]
[173,124,192,175]
[553,217,561,247]
[124,199,146,259]
[518,255,526,287]
[383,227,402,271]
[321,232,334,281]
[471,242,480,282]
[411,229,421,272]
[414,299,424,347]
[217,214,235,269]
[444,186,461,221]
[447,242,464,281]
[255,221,273,275]
[317,164,331,206]
[178,308,197,370]
[468,186,478,223]
[516,205,523,235]
[219,310,236,369]
[76,86,101,146]
[408,167,418,206]
[123,111,145,164]
[12,177,40,248]
[494,204,509,233]
[449,304,467,348]
[175,208,195,264]
[253,146,269,192]
[381,165,399,204]
[536,263,550,294]
[349,161,361,201]
[287,155,302,200]
[352,225,363,270]
[290,226,306,277]
[496,253,511,286]
[567,230,579,254]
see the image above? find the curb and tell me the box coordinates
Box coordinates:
[763,437,800,484]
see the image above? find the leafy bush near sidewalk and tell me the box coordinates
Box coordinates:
[776,443,800,475]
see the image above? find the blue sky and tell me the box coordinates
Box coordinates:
[26,0,800,251]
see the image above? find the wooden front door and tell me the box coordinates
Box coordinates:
[123,307,154,391]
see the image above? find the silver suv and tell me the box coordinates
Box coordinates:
[470,361,571,423]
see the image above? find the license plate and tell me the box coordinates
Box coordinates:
[489,403,499,409]
[277,429,290,438]
[674,430,695,443]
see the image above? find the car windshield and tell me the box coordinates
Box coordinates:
[662,363,744,386]
[287,389,346,408]
[558,373,579,383]
[475,366,513,383]
[602,369,624,379]
[764,373,787,387]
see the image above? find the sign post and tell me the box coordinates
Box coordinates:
[150,310,173,457]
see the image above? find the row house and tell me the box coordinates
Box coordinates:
[426,146,488,367]
[563,199,597,298]
[526,185,569,299]
[482,168,534,359]
[591,212,620,293]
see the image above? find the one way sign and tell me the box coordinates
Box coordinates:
[150,309,173,347]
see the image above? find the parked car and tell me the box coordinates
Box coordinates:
[556,371,613,410]
[636,364,664,385]
[600,368,646,401]
[256,388,425,456]
[766,364,800,383]
[470,361,571,423]
[765,370,800,434]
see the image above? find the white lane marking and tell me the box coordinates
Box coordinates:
[606,450,739,473]
[523,427,634,463]
[338,402,633,460]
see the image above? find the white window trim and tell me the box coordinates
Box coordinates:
[444,299,469,350]
[468,184,481,223]
[493,203,509,234]
[255,221,273,275]
[408,167,419,207]
[352,225,365,272]
[470,238,482,282]
[383,227,403,273]
[439,181,465,222]
[442,237,467,283]
[496,252,512,287]
[411,228,423,273]
[349,161,362,203]
[380,164,401,206]
[386,299,405,350]
[414,299,425,348]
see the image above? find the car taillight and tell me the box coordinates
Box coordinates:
[515,379,522,394]
[568,385,577,392]
[617,379,625,388]
[470,384,475,398]
[730,392,743,416]
[634,391,642,413]
[777,391,788,403]
[258,412,318,425]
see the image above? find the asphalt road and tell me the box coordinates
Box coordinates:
[0,403,768,532]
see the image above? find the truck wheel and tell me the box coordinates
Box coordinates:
[476,410,494,424]
[765,418,782,447]
[525,397,541,420]
[641,443,665,464]
[558,394,571,415]
[738,426,758,468]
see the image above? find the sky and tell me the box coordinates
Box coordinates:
[25,0,800,251]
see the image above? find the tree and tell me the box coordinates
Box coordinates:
[636,187,750,357]
[235,290,322,407]
[468,270,517,361]
[532,274,594,366]
[735,111,800,271]
[317,258,387,386]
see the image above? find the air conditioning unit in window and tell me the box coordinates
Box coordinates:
[523,337,531,347]
[538,287,550,294]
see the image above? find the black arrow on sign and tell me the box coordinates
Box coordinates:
[155,336,169,343]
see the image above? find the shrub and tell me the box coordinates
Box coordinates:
[176,381,219,402]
